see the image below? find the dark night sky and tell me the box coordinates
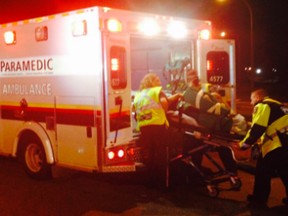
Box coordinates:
[0,0,287,90]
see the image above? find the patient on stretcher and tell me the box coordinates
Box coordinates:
[182,69,247,135]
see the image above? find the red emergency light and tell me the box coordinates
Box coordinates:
[111,58,120,71]
[207,60,214,71]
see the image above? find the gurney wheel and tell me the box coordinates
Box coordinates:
[230,177,242,190]
[206,185,219,198]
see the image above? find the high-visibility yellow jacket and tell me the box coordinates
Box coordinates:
[133,86,169,131]
[240,97,288,157]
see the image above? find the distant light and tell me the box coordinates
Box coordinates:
[244,67,252,71]
[255,68,262,74]
[220,31,226,37]
[167,21,187,38]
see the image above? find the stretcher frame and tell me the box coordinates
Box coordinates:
[168,111,244,197]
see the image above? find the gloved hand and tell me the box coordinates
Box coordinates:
[240,143,251,150]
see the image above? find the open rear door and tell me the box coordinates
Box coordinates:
[196,39,236,112]
[102,33,133,148]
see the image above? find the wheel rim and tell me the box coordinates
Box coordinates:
[25,143,44,172]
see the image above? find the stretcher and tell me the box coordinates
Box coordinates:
[167,107,246,197]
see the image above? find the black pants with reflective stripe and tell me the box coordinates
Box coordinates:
[253,146,288,203]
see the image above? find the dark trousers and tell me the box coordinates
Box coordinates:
[140,125,169,189]
[253,147,288,203]
[217,146,238,175]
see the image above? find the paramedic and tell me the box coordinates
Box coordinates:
[239,88,288,207]
[133,73,182,190]
[183,69,239,180]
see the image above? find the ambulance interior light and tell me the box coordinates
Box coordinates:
[4,31,16,45]
[167,21,187,38]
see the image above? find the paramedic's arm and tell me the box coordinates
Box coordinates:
[239,104,269,149]
[160,92,169,112]
[239,124,266,149]
[167,93,183,106]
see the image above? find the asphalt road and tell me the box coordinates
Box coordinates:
[1,152,288,216]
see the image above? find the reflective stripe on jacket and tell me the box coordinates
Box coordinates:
[240,97,288,157]
[133,86,168,131]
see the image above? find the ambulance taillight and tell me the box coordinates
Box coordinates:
[110,46,127,89]
[106,148,126,162]
[4,31,16,45]
[111,58,120,71]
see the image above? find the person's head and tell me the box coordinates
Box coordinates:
[186,69,200,89]
[250,89,268,106]
[139,72,161,90]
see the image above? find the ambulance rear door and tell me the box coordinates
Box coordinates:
[196,39,236,112]
[102,32,133,148]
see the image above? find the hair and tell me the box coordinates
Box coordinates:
[186,69,200,88]
[139,73,161,90]
[252,88,268,100]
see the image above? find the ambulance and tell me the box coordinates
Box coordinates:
[0,6,236,179]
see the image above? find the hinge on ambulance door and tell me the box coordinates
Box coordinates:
[46,116,55,130]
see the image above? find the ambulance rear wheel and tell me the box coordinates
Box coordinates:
[19,135,52,180]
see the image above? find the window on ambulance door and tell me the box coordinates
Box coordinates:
[206,51,229,84]
[110,46,127,89]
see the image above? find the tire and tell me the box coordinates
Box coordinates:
[20,135,52,180]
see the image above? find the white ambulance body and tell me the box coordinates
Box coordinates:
[0,6,236,179]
